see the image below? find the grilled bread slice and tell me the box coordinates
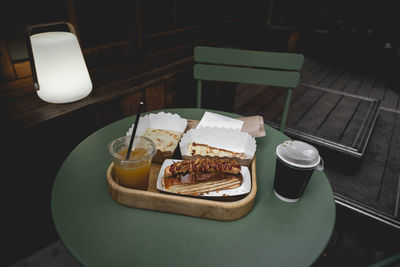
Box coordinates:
[142,128,182,153]
[162,158,243,196]
[186,142,248,159]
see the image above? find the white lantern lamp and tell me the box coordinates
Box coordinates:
[26,22,92,104]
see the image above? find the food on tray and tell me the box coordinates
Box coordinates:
[186,142,248,159]
[142,128,182,153]
[108,136,156,190]
[162,158,243,196]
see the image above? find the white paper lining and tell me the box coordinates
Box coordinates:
[196,111,244,131]
[180,127,256,159]
[126,112,187,136]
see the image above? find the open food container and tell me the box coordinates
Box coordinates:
[126,112,187,162]
[179,127,257,166]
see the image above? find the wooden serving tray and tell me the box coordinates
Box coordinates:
[106,157,257,221]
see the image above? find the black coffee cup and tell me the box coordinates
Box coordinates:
[273,140,323,202]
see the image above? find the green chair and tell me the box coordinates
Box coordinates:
[193,46,304,132]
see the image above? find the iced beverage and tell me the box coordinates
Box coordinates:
[108,136,156,190]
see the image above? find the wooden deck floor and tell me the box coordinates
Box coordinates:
[233,55,400,265]
[234,56,400,228]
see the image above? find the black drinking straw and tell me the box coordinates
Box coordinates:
[126,101,144,160]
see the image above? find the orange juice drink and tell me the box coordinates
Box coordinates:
[108,136,156,190]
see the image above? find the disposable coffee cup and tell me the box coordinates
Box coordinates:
[273,140,324,202]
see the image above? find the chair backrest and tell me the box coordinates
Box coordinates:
[193,46,304,132]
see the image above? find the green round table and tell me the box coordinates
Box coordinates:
[51,108,335,267]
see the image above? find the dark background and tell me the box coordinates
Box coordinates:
[2,1,400,266]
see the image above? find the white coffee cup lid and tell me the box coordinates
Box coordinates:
[276,140,320,168]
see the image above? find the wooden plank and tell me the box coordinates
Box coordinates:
[234,83,268,109]
[145,83,165,111]
[234,56,322,122]
[298,69,351,136]
[120,91,145,117]
[273,85,321,127]
[14,61,32,78]
[301,60,332,85]
[378,112,400,216]
[257,88,288,121]
[1,52,194,135]
[300,57,319,76]
[288,70,340,131]
[301,56,313,69]
[235,61,317,123]
[382,87,399,110]
[236,85,285,117]
[317,96,361,142]
[314,72,373,141]
[0,34,16,81]
[269,59,333,125]
[0,97,45,129]
[0,77,35,101]
[369,80,386,101]
[333,73,375,146]
[164,77,176,108]
[295,93,342,135]
[293,68,345,133]
[330,71,353,92]
[291,70,341,131]
[324,110,397,214]
[275,85,309,124]
[268,57,330,122]
[0,77,34,91]
[318,67,344,88]
[348,110,396,201]
[342,73,363,94]
[339,100,370,147]
[356,76,375,97]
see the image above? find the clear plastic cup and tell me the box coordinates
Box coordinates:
[108,136,156,190]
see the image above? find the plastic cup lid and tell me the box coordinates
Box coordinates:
[276,140,320,168]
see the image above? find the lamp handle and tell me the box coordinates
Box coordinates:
[25,22,77,91]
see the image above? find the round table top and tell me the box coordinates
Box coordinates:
[51,108,335,267]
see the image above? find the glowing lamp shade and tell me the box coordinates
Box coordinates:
[27,23,92,104]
